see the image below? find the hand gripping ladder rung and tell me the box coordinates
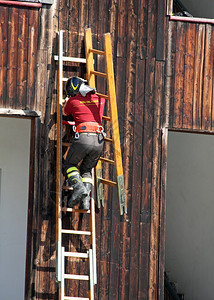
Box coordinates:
[55,30,96,300]
[84,28,127,215]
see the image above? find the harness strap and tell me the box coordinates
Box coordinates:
[76,122,104,134]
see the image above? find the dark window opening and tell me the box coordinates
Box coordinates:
[172,0,214,19]
[173,0,193,17]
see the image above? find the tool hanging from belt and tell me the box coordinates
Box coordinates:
[73,122,106,139]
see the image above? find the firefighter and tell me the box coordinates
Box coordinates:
[63,76,105,210]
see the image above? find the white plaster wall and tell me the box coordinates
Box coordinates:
[0,117,31,300]
[165,131,214,299]
[179,0,214,18]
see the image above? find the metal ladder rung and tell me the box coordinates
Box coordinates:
[61,207,91,214]
[90,70,107,78]
[102,115,111,121]
[96,92,109,99]
[64,274,89,281]
[89,48,105,55]
[54,55,87,64]
[99,157,115,164]
[64,252,89,258]
[61,229,91,236]
[98,178,117,187]
[64,296,89,300]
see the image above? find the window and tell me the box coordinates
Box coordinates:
[168,0,214,21]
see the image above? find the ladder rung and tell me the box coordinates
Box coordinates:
[89,48,105,55]
[64,274,89,281]
[61,207,91,214]
[64,297,89,300]
[99,157,115,164]
[64,252,89,258]
[104,137,113,143]
[61,229,91,236]
[62,186,73,191]
[90,70,107,78]
[102,115,111,121]
[96,92,109,100]
[97,178,117,187]
[54,55,87,64]
[62,142,71,147]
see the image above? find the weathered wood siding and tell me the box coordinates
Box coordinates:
[0,5,40,110]
[54,1,167,299]
[0,3,59,300]
[5,1,212,300]
[169,21,214,131]
[0,0,168,299]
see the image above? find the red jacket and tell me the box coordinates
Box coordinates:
[63,93,105,126]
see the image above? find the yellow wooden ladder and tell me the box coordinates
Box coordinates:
[84,28,127,215]
[55,30,96,300]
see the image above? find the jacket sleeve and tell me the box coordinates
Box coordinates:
[63,99,70,116]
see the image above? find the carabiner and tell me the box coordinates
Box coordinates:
[74,132,80,139]
[96,125,106,138]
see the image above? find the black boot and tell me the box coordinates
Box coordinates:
[79,182,92,210]
[67,173,87,207]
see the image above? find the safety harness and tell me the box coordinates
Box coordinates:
[73,122,106,139]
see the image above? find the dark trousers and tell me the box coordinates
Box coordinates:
[64,132,104,179]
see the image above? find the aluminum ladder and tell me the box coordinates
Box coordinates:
[84,28,127,215]
[55,30,96,300]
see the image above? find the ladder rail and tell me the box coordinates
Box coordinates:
[84,28,127,214]
[89,249,94,300]
[85,28,96,88]
[90,170,97,285]
[103,33,127,214]
[61,247,65,300]
[103,33,123,177]
[56,30,63,283]
[56,30,96,300]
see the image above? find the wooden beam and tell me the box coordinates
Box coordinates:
[170,15,214,25]
[166,0,173,15]
[0,1,42,8]
[0,108,41,117]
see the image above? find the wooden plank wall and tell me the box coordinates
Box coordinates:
[0,1,169,299]
[0,3,59,300]
[169,21,214,131]
[3,2,214,300]
[0,5,40,110]
[54,0,167,299]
